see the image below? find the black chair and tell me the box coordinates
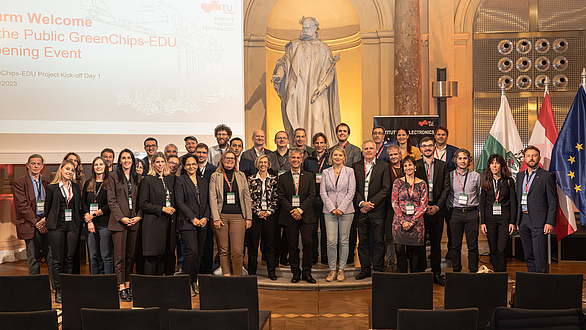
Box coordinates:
[444,272,508,329]
[488,307,586,330]
[369,272,434,329]
[131,274,191,330]
[168,308,249,330]
[199,275,271,330]
[0,310,59,330]
[0,274,52,312]
[81,307,161,330]
[514,272,583,309]
[397,307,479,330]
[61,274,119,330]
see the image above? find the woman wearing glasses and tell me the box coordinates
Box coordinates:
[209,150,252,276]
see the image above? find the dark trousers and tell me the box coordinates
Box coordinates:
[199,225,214,274]
[25,229,52,276]
[395,244,425,273]
[145,255,165,275]
[311,203,327,262]
[273,208,289,263]
[450,209,479,272]
[421,211,445,275]
[445,209,453,255]
[248,214,276,275]
[519,213,548,273]
[135,226,145,275]
[181,228,206,284]
[284,220,313,275]
[47,226,79,291]
[357,213,385,274]
[485,220,510,272]
[112,228,138,285]
[347,214,359,263]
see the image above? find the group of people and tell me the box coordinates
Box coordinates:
[12,123,557,304]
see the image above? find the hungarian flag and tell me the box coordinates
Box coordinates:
[476,92,524,177]
[524,91,576,241]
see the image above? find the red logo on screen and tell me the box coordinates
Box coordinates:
[418,120,428,126]
[202,1,221,13]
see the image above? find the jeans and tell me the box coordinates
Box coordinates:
[324,213,353,271]
[87,226,114,275]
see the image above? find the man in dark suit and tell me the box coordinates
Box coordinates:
[516,146,557,273]
[278,147,317,283]
[241,129,267,163]
[416,137,450,285]
[12,154,51,275]
[193,142,217,275]
[142,137,158,173]
[230,137,257,177]
[353,140,391,279]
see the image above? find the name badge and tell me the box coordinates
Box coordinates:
[493,203,502,216]
[458,193,468,205]
[90,203,99,213]
[292,195,300,207]
[261,199,268,210]
[128,197,132,210]
[65,209,72,222]
[521,193,528,205]
[315,173,322,183]
[428,180,433,192]
[37,199,45,213]
[364,179,369,188]
[406,203,415,215]
[165,197,171,208]
[226,192,236,204]
[278,170,286,176]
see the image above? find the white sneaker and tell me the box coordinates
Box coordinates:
[213,266,223,275]
[325,270,337,282]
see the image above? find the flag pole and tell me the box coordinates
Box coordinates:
[545,77,551,273]
[544,77,549,96]
[500,85,505,97]
[582,68,586,89]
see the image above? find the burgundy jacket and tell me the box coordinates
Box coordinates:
[12,174,49,240]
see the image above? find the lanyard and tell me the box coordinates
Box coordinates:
[456,170,469,192]
[493,178,501,202]
[406,177,416,200]
[376,145,385,158]
[224,172,235,192]
[93,181,103,203]
[292,172,300,194]
[391,166,398,179]
[364,162,373,179]
[318,155,327,172]
[525,170,535,193]
[127,180,132,198]
[35,179,42,201]
[425,159,433,181]
[62,183,72,208]
[277,153,287,169]
[159,176,170,199]
[342,141,348,150]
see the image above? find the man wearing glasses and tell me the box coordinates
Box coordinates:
[372,126,389,162]
[142,137,158,173]
[208,124,232,166]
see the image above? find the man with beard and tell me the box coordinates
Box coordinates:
[272,17,341,145]
[208,124,232,166]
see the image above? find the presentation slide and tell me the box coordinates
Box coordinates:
[0,0,243,164]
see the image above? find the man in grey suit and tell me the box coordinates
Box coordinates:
[330,123,362,166]
[516,146,557,273]
[242,129,268,163]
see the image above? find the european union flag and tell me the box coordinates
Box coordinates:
[550,85,586,225]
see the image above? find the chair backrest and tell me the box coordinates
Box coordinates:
[61,274,120,330]
[0,274,52,312]
[371,272,434,329]
[444,272,508,329]
[514,272,583,309]
[168,308,249,330]
[397,307,479,330]
[489,307,586,330]
[81,307,161,330]
[131,274,191,330]
[199,275,260,330]
[0,310,59,330]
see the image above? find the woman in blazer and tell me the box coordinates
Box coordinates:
[320,147,355,282]
[209,150,252,276]
[247,154,279,280]
[45,159,83,303]
[107,149,142,302]
[82,156,113,275]
[480,154,517,272]
[139,151,176,276]
[175,154,210,295]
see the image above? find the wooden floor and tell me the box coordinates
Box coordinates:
[1,256,585,329]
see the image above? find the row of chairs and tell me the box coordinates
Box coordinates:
[0,307,250,330]
[0,274,271,330]
[370,271,584,329]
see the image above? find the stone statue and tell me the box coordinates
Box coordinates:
[271,17,341,146]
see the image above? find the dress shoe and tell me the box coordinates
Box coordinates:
[269,273,278,281]
[119,289,131,302]
[174,266,184,275]
[325,270,337,282]
[55,291,62,304]
[433,274,445,286]
[312,257,318,265]
[291,274,300,283]
[337,270,345,282]
[280,260,290,266]
[355,271,371,280]
[190,282,199,297]
[302,274,317,284]
[321,257,328,265]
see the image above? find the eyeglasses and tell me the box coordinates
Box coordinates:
[373,132,385,136]
[145,144,157,148]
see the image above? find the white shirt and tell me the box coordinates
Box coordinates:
[363,159,376,202]
[208,145,228,166]
[291,170,304,214]
[59,181,73,202]
[435,144,447,162]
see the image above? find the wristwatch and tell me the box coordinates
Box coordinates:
[92,213,97,217]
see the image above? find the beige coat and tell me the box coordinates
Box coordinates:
[209,170,252,221]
